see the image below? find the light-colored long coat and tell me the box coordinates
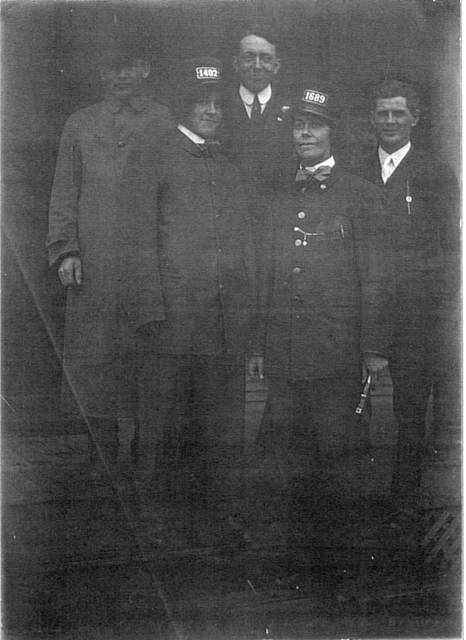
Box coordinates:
[46,96,173,418]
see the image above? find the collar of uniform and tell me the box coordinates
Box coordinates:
[174,127,209,157]
[378,141,411,170]
[239,84,272,106]
[299,155,336,171]
[295,157,344,191]
[177,124,206,145]
[103,93,153,113]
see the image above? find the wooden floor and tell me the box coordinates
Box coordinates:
[2,372,462,639]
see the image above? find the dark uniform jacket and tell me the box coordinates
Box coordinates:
[46,95,173,417]
[126,129,257,356]
[259,162,394,380]
[356,146,461,308]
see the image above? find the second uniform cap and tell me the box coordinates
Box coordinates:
[293,80,341,121]
[179,56,223,91]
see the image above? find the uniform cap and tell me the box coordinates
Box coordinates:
[292,80,341,121]
[179,56,223,92]
[170,56,224,117]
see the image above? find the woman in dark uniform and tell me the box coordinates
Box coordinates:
[249,81,394,589]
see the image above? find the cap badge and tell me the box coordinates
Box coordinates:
[302,90,328,106]
[195,67,220,80]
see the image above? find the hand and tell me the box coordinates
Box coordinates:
[58,257,82,287]
[362,354,388,387]
[248,355,264,381]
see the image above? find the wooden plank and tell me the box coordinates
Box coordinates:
[422,510,452,545]
[428,515,461,559]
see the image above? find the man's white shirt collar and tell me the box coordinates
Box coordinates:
[378,141,411,170]
[178,124,205,145]
[239,84,272,116]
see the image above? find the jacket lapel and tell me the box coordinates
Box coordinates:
[174,128,206,158]
[229,87,287,126]
[261,91,286,121]
[229,90,250,127]
[383,147,415,198]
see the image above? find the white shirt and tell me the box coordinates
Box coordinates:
[178,124,206,145]
[239,84,272,118]
[378,141,411,182]
[300,155,336,171]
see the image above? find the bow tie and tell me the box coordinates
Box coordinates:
[197,140,221,155]
[295,165,332,182]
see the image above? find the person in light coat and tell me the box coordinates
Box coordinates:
[46,40,173,473]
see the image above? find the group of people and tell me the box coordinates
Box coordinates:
[46,25,460,579]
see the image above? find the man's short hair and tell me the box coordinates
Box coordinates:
[238,22,279,50]
[372,80,421,114]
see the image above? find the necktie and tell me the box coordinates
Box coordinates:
[381,157,396,183]
[295,165,332,183]
[250,94,262,123]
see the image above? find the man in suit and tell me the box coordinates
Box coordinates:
[126,58,256,540]
[359,80,460,521]
[222,26,293,253]
[46,38,173,476]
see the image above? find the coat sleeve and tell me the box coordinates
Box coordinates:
[352,180,395,357]
[46,115,82,267]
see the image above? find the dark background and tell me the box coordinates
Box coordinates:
[2,0,461,428]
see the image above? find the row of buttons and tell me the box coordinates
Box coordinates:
[295,212,305,251]
[294,212,305,272]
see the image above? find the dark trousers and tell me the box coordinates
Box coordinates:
[138,351,245,508]
[390,336,433,505]
[389,290,442,505]
[261,376,367,573]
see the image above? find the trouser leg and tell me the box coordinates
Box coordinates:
[389,288,437,505]
[390,339,433,505]
[138,352,187,493]
[265,377,365,577]
[177,356,245,521]
[165,354,246,550]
